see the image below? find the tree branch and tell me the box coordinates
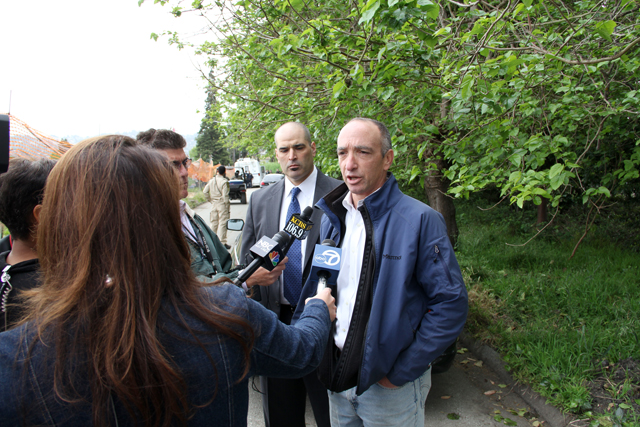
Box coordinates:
[530,36,640,65]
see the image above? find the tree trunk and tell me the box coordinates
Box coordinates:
[424,156,459,247]
[536,197,548,224]
[422,100,459,247]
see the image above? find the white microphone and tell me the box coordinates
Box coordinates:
[309,239,341,294]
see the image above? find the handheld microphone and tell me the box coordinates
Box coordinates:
[234,206,314,297]
[233,231,291,287]
[282,206,314,249]
[310,239,341,295]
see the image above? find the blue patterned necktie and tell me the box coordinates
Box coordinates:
[283,187,302,305]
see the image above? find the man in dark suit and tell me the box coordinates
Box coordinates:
[241,122,341,427]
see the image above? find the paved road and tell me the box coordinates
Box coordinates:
[194,188,543,427]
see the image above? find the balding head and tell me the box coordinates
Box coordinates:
[274,122,312,146]
[274,122,317,186]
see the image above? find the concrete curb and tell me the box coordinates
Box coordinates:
[459,331,574,427]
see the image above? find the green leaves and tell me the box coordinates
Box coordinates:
[409,165,422,182]
[510,149,524,168]
[595,20,616,41]
[422,35,438,49]
[359,0,381,24]
[333,80,346,98]
[417,0,439,20]
[288,0,306,10]
[461,74,475,100]
[380,86,395,100]
[549,165,565,191]
[147,0,640,224]
[582,186,611,204]
[548,164,564,179]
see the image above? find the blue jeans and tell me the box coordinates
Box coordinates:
[328,367,432,427]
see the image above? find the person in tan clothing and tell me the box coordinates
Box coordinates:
[203,165,230,248]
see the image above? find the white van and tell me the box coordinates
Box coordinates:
[234,158,265,187]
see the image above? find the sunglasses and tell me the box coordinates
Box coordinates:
[171,158,192,170]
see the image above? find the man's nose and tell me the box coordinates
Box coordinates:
[344,152,357,170]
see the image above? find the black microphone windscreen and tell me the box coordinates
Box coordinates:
[273,230,291,247]
[301,206,314,220]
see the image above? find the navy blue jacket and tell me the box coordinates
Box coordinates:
[294,174,468,394]
[0,284,331,426]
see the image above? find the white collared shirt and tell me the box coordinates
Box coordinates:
[278,166,318,304]
[180,200,196,237]
[333,183,387,350]
[334,192,366,350]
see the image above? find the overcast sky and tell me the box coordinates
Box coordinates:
[1,0,210,140]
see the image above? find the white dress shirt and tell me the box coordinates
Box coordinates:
[334,192,366,350]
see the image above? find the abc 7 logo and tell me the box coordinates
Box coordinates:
[314,250,340,266]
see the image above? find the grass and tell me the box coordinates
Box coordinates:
[262,161,281,174]
[185,186,207,209]
[455,195,640,423]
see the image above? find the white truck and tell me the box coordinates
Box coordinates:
[234,158,265,188]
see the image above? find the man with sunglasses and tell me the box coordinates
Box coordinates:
[136,129,284,286]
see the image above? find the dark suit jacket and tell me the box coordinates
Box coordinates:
[241,170,342,316]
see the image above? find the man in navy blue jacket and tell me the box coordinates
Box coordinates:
[294,118,468,426]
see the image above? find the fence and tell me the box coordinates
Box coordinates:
[6,115,226,183]
[7,114,72,160]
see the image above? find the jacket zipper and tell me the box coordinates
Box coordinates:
[357,221,376,393]
[340,205,376,392]
[1,265,13,330]
[434,245,454,284]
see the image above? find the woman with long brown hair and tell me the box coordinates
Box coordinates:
[0,135,335,427]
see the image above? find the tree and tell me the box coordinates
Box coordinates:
[195,84,230,166]
[434,0,640,253]
[145,0,640,251]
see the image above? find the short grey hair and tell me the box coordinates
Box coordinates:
[347,118,392,156]
[274,122,312,145]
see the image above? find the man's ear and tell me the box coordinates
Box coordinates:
[32,204,43,225]
[383,149,394,171]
